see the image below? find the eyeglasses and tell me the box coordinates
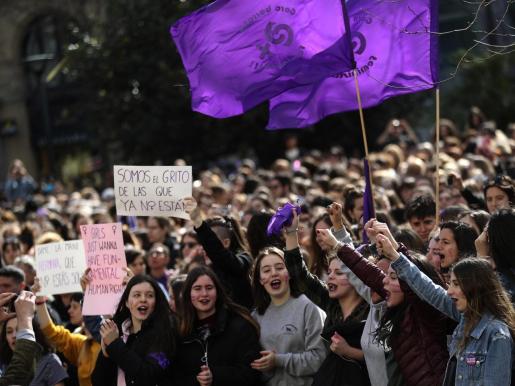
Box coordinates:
[150,250,166,256]
[181,242,198,249]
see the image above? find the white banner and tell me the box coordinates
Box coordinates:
[114,165,192,219]
[35,240,87,296]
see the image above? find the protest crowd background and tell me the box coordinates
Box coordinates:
[0,104,515,385]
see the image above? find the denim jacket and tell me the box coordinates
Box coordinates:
[392,253,513,386]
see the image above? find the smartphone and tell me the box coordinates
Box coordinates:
[447,175,454,187]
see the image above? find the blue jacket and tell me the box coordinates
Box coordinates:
[391,254,513,386]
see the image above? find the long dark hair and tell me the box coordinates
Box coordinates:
[251,246,301,315]
[487,208,515,271]
[0,316,52,365]
[440,221,477,259]
[205,216,249,254]
[178,266,259,337]
[246,210,284,259]
[113,275,175,355]
[309,214,332,277]
[343,187,364,224]
[375,253,445,347]
[453,258,515,349]
[458,210,490,234]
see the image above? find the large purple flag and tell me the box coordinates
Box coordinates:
[267,0,439,129]
[171,0,354,118]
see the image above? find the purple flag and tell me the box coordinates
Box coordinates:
[171,0,354,118]
[362,158,375,243]
[267,0,439,129]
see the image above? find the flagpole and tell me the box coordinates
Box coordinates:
[353,69,375,214]
[435,87,440,225]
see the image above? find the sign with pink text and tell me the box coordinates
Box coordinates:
[35,240,87,296]
[80,223,127,315]
[114,165,192,219]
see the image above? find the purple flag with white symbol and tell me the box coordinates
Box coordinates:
[267,0,439,129]
[171,0,354,118]
[362,158,375,243]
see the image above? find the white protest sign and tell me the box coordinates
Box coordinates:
[81,222,127,316]
[35,240,87,296]
[114,165,192,219]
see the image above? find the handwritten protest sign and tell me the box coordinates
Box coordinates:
[35,240,87,296]
[81,223,127,315]
[114,165,192,219]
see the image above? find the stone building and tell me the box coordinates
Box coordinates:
[0,0,103,183]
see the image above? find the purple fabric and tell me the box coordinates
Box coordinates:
[171,0,353,118]
[148,352,171,369]
[362,158,375,243]
[267,202,301,236]
[267,0,439,129]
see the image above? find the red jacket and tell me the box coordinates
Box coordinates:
[337,244,452,386]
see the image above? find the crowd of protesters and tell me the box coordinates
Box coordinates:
[0,107,514,385]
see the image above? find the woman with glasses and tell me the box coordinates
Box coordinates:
[91,275,176,386]
[180,231,200,260]
[173,266,261,386]
[184,197,254,309]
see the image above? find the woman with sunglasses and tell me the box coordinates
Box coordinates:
[173,266,261,386]
[377,233,515,385]
[180,231,200,260]
[184,197,254,309]
[91,275,176,386]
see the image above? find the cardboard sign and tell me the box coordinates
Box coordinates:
[81,223,127,316]
[35,240,87,296]
[114,165,192,219]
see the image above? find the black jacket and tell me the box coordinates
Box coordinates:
[313,301,370,386]
[173,307,262,386]
[91,317,175,386]
[195,222,254,309]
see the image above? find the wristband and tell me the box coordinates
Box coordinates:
[285,228,298,234]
